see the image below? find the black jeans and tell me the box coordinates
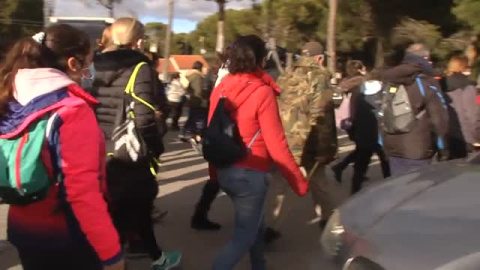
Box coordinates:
[166,101,184,128]
[350,145,391,195]
[193,180,220,218]
[111,200,163,261]
[182,107,208,137]
[18,247,102,270]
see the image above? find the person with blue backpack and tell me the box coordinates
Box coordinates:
[381,43,449,176]
[0,25,123,270]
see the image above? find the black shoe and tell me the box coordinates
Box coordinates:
[319,220,328,231]
[191,216,221,231]
[264,227,282,244]
[331,165,343,183]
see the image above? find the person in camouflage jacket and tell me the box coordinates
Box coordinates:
[265,42,339,243]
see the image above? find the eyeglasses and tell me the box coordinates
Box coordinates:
[82,63,96,80]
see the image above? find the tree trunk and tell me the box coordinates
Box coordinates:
[327,0,338,80]
[162,0,174,81]
[375,37,385,68]
[216,1,226,53]
[264,0,284,74]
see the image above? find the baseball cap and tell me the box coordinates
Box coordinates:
[302,42,324,56]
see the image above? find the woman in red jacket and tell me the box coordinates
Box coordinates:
[210,35,308,270]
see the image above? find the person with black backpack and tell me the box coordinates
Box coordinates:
[92,18,181,270]
[203,35,309,270]
[381,43,449,176]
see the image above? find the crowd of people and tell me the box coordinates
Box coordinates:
[0,16,479,270]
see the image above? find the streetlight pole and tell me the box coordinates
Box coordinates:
[162,0,174,81]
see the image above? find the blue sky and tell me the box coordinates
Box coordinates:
[54,0,258,33]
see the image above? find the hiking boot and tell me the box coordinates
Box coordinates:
[191,216,221,231]
[331,165,343,183]
[152,251,182,270]
[264,227,282,244]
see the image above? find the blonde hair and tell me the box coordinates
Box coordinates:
[111,17,144,48]
[447,56,468,75]
[98,26,114,52]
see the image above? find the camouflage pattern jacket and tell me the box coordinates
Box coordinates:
[277,56,338,169]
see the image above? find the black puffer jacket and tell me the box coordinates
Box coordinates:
[92,49,163,157]
[382,56,449,160]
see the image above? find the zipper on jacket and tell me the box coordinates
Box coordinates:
[15,132,29,195]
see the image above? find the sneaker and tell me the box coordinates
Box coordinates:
[152,251,182,270]
[191,216,222,231]
[264,227,282,244]
[190,138,203,155]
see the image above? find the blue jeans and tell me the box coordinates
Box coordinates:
[389,156,431,177]
[213,167,269,270]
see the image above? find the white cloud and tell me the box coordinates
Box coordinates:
[54,0,259,23]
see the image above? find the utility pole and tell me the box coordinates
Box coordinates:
[43,0,54,26]
[162,0,174,81]
[327,0,338,80]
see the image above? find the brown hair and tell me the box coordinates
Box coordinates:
[447,56,468,75]
[0,24,90,116]
[345,60,365,77]
[227,35,267,74]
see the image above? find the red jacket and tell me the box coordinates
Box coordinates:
[208,72,308,196]
[1,69,121,266]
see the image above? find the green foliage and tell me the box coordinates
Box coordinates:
[454,0,480,33]
[0,0,43,51]
[190,8,262,54]
[392,18,443,49]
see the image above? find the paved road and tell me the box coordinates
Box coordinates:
[0,129,386,270]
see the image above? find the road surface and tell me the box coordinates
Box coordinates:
[0,128,386,270]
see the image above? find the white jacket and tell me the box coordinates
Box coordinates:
[167,80,186,103]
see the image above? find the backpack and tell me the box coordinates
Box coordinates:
[111,62,149,162]
[380,78,428,134]
[0,115,55,205]
[202,91,261,168]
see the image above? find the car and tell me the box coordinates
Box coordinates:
[321,154,480,270]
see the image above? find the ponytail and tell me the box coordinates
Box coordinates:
[0,24,90,116]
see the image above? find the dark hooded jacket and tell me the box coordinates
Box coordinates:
[381,54,449,160]
[441,73,478,158]
[92,49,163,158]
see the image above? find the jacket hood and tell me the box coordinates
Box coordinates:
[93,49,151,86]
[14,68,75,106]
[382,63,422,85]
[444,73,472,92]
[338,75,364,93]
[217,71,278,109]
[402,53,438,77]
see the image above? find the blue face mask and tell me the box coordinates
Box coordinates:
[81,63,96,89]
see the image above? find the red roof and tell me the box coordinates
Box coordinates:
[156,58,178,74]
[171,55,209,70]
[157,55,210,74]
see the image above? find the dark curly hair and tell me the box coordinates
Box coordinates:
[227,35,267,74]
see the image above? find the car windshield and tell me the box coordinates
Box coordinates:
[52,20,108,45]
